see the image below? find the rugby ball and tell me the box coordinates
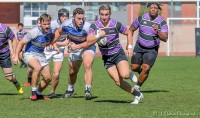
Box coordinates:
[96,29,107,46]
[97,37,107,46]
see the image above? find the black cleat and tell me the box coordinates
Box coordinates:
[85,90,92,100]
[61,90,74,99]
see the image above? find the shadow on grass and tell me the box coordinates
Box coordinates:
[141,90,169,93]
[0,93,18,95]
[94,100,131,104]
[71,96,98,100]
[49,93,98,100]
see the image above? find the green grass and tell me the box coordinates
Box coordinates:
[0,56,200,118]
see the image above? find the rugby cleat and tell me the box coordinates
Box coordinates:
[85,90,92,100]
[23,82,31,87]
[61,90,74,99]
[47,93,57,99]
[130,92,144,104]
[15,84,24,94]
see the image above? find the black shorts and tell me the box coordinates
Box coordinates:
[0,51,12,68]
[102,48,128,69]
[131,42,159,67]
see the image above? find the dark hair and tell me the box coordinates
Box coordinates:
[73,8,85,16]
[58,8,69,18]
[18,23,24,27]
[39,13,52,23]
[147,2,162,10]
[99,4,111,13]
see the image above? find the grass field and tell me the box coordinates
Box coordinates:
[0,56,200,118]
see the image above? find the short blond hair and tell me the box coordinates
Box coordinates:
[39,13,52,23]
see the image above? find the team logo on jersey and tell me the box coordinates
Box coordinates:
[143,21,147,25]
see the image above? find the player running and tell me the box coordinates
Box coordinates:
[0,23,24,94]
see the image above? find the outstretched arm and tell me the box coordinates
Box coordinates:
[70,30,106,50]
[51,28,63,44]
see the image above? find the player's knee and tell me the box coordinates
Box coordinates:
[84,62,92,70]
[4,72,14,81]
[43,76,52,83]
[33,66,42,73]
[142,65,151,74]
[121,73,130,79]
[53,72,59,78]
[131,65,140,71]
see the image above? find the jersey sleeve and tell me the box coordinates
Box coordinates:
[5,26,15,40]
[116,21,127,34]
[89,23,97,35]
[24,28,38,43]
[83,22,91,34]
[160,20,168,33]
[60,20,69,32]
[131,16,142,29]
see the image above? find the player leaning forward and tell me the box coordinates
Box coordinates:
[70,4,142,104]
[13,13,54,101]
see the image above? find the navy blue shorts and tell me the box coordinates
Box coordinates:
[102,48,128,69]
[131,42,159,67]
[0,51,12,68]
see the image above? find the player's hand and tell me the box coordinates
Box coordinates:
[98,30,106,37]
[69,42,79,52]
[152,24,159,32]
[46,44,53,51]
[12,54,20,65]
[126,48,132,58]
[54,47,60,54]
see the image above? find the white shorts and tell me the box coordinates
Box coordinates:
[23,52,48,67]
[44,47,65,63]
[68,45,96,62]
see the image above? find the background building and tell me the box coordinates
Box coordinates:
[0,0,198,56]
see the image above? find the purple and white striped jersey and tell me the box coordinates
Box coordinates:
[89,18,127,56]
[17,29,26,41]
[132,13,168,48]
[0,23,15,53]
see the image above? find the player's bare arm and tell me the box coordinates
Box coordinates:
[152,24,168,42]
[70,29,106,51]
[11,37,18,54]
[13,38,26,64]
[56,38,69,47]
[51,28,63,44]
[123,28,133,57]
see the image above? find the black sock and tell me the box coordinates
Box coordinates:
[28,78,32,83]
[132,89,141,96]
[137,81,143,87]
[13,80,19,85]
[13,81,17,84]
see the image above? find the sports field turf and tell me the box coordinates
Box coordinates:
[0,56,200,117]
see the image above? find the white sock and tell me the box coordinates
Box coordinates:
[68,84,74,91]
[32,87,37,91]
[85,84,91,91]
[129,71,138,82]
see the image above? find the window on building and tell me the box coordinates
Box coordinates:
[23,3,48,28]
[168,2,182,24]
